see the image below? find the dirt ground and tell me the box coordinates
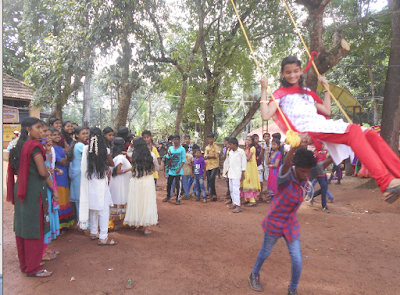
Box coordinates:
[3,161,400,295]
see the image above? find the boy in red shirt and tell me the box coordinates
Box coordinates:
[249,146,316,295]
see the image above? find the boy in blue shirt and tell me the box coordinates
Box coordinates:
[163,135,186,205]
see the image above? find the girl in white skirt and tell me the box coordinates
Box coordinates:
[109,137,133,229]
[124,137,159,236]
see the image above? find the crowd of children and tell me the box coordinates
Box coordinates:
[7,120,161,277]
[7,53,400,293]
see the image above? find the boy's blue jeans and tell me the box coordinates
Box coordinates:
[252,233,302,291]
[309,178,333,200]
[194,174,207,200]
[314,176,328,208]
[182,175,191,197]
[188,176,194,192]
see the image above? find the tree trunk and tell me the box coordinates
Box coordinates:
[174,77,188,135]
[203,93,214,147]
[55,99,63,122]
[82,75,91,127]
[114,36,135,130]
[298,0,350,91]
[48,107,57,122]
[203,81,220,147]
[230,97,261,138]
[381,0,400,153]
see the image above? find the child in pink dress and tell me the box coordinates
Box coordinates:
[260,56,400,204]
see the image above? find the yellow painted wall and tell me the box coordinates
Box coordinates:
[29,107,40,118]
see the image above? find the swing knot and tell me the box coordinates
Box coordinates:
[303,51,318,73]
[286,130,301,147]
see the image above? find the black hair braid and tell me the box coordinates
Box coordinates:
[86,127,109,180]
[131,137,154,178]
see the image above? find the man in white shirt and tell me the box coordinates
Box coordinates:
[227,138,247,213]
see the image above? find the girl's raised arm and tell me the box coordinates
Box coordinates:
[260,77,278,121]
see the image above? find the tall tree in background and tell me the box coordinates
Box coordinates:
[144,0,212,135]
[381,0,400,152]
[297,0,351,91]
[23,0,101,121]
[3,0,28,80]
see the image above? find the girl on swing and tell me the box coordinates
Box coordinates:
[260,56,400,204]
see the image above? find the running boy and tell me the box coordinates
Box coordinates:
[227,138,246,213]
[249,146,316,294]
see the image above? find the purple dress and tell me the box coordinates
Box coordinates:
[267,151,282,198]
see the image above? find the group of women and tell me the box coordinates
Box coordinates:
[7,117,158,278]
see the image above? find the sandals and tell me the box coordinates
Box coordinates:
[246,203,257,207]
[233,207,243,213]
[90,234,99,240]
[384,180,400,204]
[27,269,52,277]
[98,238,118,246]
[42,252,57,261]
[144,230,151,237]
[46,248,60,256]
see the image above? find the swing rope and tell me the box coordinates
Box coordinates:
[280,0,353,124]
[229,0,301,147]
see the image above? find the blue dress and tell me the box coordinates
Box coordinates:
[69,142,84,203]
[44,152,60,244]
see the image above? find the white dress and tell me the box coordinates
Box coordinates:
[278,91,355,164]
[109,154,132,205]
[124,153,159,227]
[79,146,112,229]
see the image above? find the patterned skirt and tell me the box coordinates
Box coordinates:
[57,186,75,229]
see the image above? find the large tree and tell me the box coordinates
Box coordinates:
[144,0,215,135]
[297,0,351,91]
[23,0,100,121]
[381,0,400,152]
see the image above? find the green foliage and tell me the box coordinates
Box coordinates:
[325,0,391,125]
[3,0,390,133]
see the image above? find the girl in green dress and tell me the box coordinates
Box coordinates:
[7,117,59,277]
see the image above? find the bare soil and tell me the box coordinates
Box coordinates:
[3,162,400,295]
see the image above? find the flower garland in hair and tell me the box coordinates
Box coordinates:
[89,135,98,155]
[8,135,20,150]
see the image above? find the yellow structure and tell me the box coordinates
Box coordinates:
[2,74,42,149]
